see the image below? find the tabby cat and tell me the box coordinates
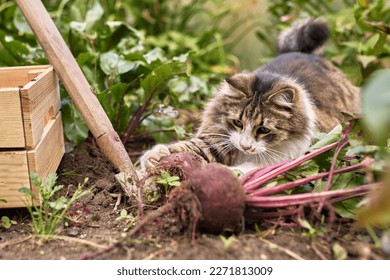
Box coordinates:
[140,19,360,173]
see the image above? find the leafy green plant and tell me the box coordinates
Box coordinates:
[156,170,181,194]
[356,68,390,247]
[0,198,14,230]
[19,173,91,238]
[256,0,389,85]
[219,234,236,251]
[116,208,136,231]
[242,118,387,221]
[0,0,237,147]
[299,218,327,242]
[1,216,11,229]
[361,69,390,145]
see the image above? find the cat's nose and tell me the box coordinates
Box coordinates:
[240,144,252,152]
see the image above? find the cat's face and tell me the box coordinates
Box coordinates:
[204,72,314,161]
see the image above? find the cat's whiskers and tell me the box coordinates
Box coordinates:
[200,133,230,139]
[208,140,235,156]
[266,147,289,158]
[255,152,270,166]
[265,148,288,161]
[266,151,278,165]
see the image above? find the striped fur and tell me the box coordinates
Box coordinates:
[140,19,360,173]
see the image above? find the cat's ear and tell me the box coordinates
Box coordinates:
[223,74,254,97]
[263,87,296,108]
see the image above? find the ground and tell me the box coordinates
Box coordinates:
[0,141,387,260]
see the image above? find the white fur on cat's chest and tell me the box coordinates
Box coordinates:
[230,152,267,174]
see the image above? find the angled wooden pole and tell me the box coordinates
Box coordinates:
[15,0,139,190]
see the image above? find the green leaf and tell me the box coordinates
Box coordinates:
[364,33,380,53]
[362,69,390,145]
[357,0,368,8]
[1,216,11,229]
[84,0,104,31]
[98,83,132,134]
[13,8,33,35]
[332,172,366,191]
[120,209,128,218]
[310,125,342,151]
[141,61,187,97]
[0,49,17,66]
[143,48,166,64]
[18,187,33,196]
[100,52,137,75]
[169,181,181,187]
[45,173,58,190]
[173,125,186,140]
[29,172,42,187]
[49,197,67,211]
[62,101,89,145]
[346,145,382,157]
[333,198,362,219]
[347,120,367,147]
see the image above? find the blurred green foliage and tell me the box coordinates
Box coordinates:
[0,0,237,146]
[0,0,388,149]
[256,0,390,85]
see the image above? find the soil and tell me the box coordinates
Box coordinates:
[0,141,387,260]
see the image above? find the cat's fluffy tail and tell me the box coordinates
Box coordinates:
[277,18,329,54]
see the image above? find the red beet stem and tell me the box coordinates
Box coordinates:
[249,158,373,197]
[245,207,301,218]
[243,142,339,191]
[245,184,378,208]
[239,159,294,183]
[325,137,349,192]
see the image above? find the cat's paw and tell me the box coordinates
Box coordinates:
[140,144,171,171]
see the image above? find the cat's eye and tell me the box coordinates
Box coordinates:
[257,126,270,134]
[232,119,243,129]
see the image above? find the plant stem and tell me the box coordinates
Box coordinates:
[240,159,293,183]
[366,225,382,248]
[243,142,339,191]
[245,184,379,208]
[245,207,300,219]
[249,158,373,197]
[325,134,349,191]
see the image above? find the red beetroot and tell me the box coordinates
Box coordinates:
[155,152,205,180]
[156,153,245,234]
[189,164,245,234]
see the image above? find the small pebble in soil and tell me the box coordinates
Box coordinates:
[381,230,390,256]
[67,227,80,237]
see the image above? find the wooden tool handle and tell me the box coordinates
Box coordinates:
[15,0,138,183]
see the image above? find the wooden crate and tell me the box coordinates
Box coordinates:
[0,65,61,149]
[0,65,64,208]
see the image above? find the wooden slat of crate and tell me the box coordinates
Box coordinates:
[0,88,26,147]
[0,151,30,208]
[0,65,48,88]
[21,66,61,149]
[0,113,64,208]
[27,112,64,200]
